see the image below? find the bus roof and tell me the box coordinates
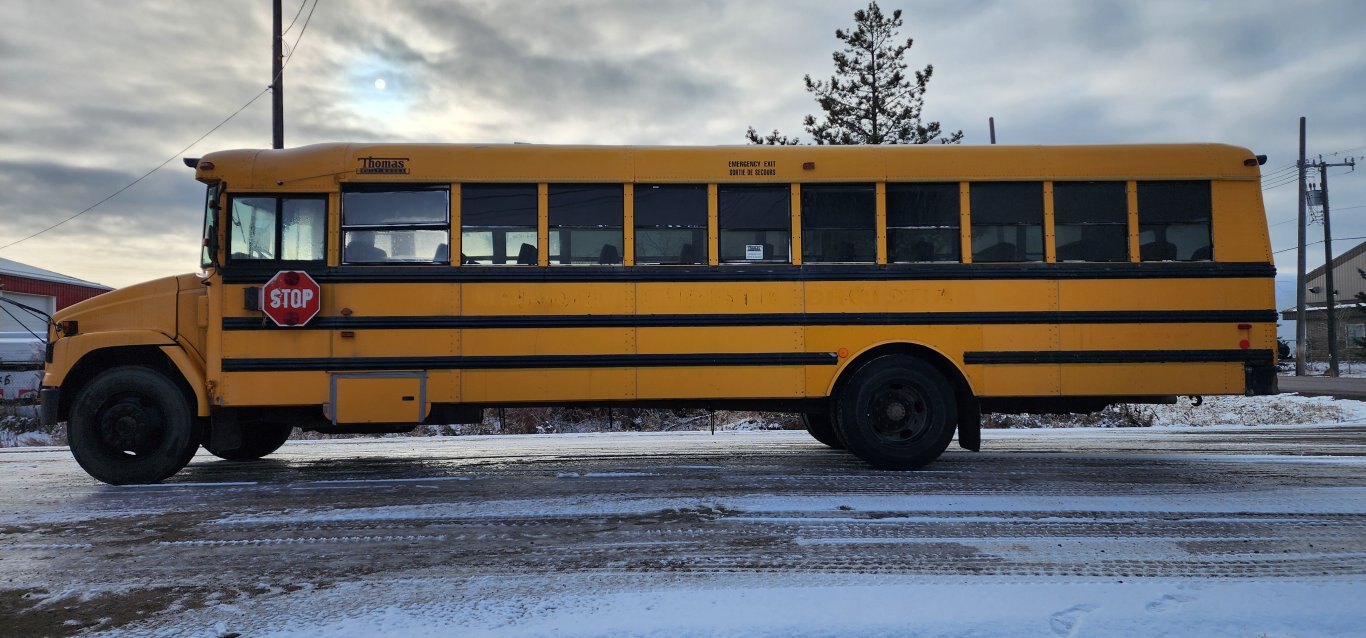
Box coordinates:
[195,142,1263,191]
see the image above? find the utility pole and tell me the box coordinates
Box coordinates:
[272,0,284,149]
[1313,154,1357,377]
[988,117,996,145]
[1295,117,1307,375]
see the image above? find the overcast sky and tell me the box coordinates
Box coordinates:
[2,0,1364,322]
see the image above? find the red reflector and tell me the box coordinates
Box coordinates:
[283,271,300,285]
[1237,323,1252,330]
[1239,339,1251,350]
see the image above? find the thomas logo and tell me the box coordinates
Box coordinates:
[357,156,409,174]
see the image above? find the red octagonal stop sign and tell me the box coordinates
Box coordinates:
[260,270,321,327]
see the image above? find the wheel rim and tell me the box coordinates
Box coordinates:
[866,380,931,443]
[97,393,166,456]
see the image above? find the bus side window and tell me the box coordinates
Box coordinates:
[634,184,707,265]
[1138,181,1212,261]
[548,185,624,265]
[1054,181,1128,262]
[718,184,791,263]
[460,184,538,265]
[341,184,450,264]
[886,183,960,263]
[970,182,1044,263]
[801,184,875,263]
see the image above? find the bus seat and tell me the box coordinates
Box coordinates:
[833,241,856,262]
[1190,245,1213,261]
[679,243,698,264]
[598,244,620,265]
[763,243,774,260]
[975,242,1017,262]
[516,243,538,265]
[433,243,449,263]
[1142,240,1177,261]
[910,240,934,261]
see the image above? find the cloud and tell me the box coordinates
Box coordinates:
[1,0,1365,290]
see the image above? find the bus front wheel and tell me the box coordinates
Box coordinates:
[204,422,293,461]
[68,366,203,485]
[800,412,844,449]
[834,356,957,470]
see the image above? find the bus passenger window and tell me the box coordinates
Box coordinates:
[801,184,875,263]
[970,182,1044,263]
[718,184,791,263]
[1054,181,1128,262]
[228,195,327,263]
[460,184,538,265]
[341,184,450,264]
[635,184,707,265]
[886,183,960,262]
[549,185,624,265]
[1138,181,1212,261]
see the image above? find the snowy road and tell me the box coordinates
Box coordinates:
[4,425,1366,637]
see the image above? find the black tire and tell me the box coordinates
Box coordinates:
[801,412,845,449]
[834,356,957,470]
[204,422,293,461]
[68,366,203,485]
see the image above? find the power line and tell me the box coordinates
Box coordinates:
[0,88,271,252]
[1273,235,1366,255]
[281,0,308,35]
[0,1,322,253]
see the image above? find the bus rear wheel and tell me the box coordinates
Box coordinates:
[204,422,294,461]
[800,412,844,449]
[68,366,202,485]
[834,356,957,470]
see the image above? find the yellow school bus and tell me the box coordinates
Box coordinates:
[40,142,1277,484]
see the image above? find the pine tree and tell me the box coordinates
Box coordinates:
[747,2,963,145]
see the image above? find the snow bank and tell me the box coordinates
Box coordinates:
[989,393,1366,429]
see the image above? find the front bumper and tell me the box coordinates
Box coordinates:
[39,387,60,426]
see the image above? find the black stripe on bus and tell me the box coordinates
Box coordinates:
[221,309,1279,331]
[219,262,1276,284]
[220,352,839,373]
[962,349,1275,365]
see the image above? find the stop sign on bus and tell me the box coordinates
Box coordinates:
[260,270,321,327]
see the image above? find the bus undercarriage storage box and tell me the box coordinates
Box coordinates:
[326,372,428,424]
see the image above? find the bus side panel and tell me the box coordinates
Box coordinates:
[1057,279,1274,312]
[635,282,803,315]
[802,280,1059,314]
[1060,362,1243,396]
[637,366,806,400]
[219,371,328,406]
[461,369,634,403]
[1211,180,1272,263]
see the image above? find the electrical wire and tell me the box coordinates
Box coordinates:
[1273,235,1366,255]
[0,88,271,252]
[0,1,322,253]
[281,0,308,36]
[0,300,46,342]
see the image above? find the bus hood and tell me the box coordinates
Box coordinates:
[51,274,184,340]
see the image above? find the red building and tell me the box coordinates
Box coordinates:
[2,257,111,371]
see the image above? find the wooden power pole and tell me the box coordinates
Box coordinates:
[272,0,284,149]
